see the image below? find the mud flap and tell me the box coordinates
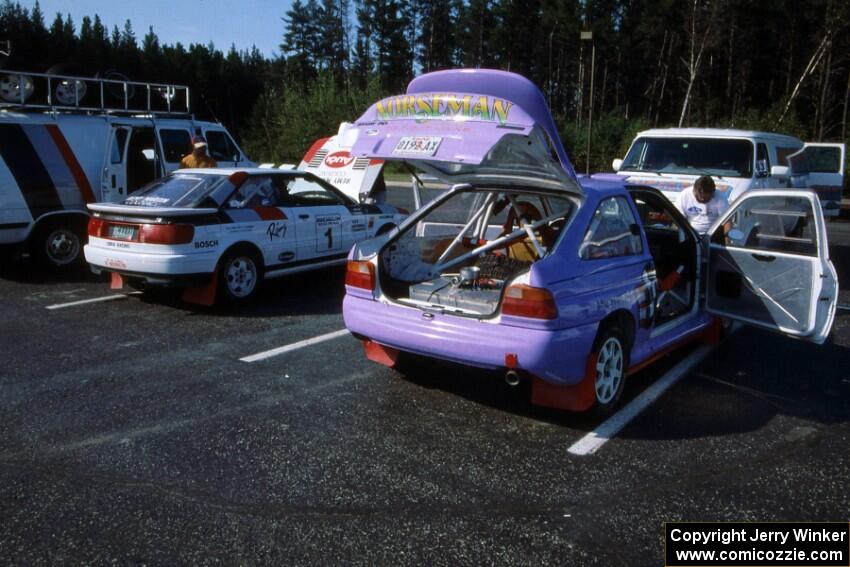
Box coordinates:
[182,271,218,307]
[110,272,124,290]
[530,353,597,412]
[363,340,401,367]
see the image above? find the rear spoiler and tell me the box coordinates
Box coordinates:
[88,203,219,217]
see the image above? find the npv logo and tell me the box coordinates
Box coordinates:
[324,151,355,168]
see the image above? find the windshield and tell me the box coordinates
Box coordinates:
[621,137,754,178]
[124,173,228,208]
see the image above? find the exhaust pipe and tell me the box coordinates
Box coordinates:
[505,370,521,387]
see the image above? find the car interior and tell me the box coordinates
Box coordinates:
[378,189,575,317]
[629,188,699,325]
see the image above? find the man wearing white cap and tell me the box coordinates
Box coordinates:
[180,135,218,169]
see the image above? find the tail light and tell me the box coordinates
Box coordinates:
[502,284,558,319]
[397,208,410,215]
[139,223,194,244]
[346,260,375,290]
[88,217,105,236]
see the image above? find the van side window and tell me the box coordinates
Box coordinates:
[160,129,191,163]
[206,130,238,161]
[580,197,642,260]
[110,129,128,164]
[775,146,799,166]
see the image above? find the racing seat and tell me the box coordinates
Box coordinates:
[500,201,554,262]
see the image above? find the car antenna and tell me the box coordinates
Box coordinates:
[200,93,221,124]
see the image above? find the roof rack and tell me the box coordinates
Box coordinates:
[0,69,190,116]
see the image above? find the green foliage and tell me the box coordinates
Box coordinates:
[560,111,650,173]
[243,73,384,163]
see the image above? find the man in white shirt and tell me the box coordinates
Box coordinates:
[676,175,729,233]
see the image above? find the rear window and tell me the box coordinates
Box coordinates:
[124,173,227,208]
[622,137,754,178]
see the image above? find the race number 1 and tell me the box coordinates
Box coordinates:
[315,214,342,252]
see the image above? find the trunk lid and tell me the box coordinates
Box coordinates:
[347,69,583,197]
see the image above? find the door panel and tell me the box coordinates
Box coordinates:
[282,176,353,260]
[102,126,130,202]
[705,190,837,343]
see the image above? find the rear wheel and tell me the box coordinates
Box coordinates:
[34,221,85,269]
[218,248,262,304]
[592,326,629,416]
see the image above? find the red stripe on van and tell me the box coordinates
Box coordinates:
[45,124,96,204]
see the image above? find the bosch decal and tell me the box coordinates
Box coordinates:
[194,240,219,249]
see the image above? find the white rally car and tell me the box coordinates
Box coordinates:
[84,168,407,304]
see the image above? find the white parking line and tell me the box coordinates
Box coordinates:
[240,328,351,363]
[837,304,850,312]
[567,344,714,456]
[46,292,143,310]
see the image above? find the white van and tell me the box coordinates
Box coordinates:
[612,128,845,215]
[0,69,251,267]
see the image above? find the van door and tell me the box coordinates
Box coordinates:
[102,125,130,202]
[704,190,838,344]
[125,126,162,194]
[788,143,845,216]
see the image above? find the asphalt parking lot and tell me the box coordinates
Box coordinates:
[1,209,849,565]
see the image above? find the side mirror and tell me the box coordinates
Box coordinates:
[770,165,790,179]
[612,158,623,172]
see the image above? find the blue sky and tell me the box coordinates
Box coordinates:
[28,0,295,57]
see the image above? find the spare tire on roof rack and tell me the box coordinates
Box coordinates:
[46,63,89,106]
[0,72,34,103]
[96,69,135,103]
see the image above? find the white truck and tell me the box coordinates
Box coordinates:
[611,128,845,215]
[0,68,251,267]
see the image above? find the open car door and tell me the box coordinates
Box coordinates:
[705,189,838,344]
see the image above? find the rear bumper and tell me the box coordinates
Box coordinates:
[84,244,216,285]
[343,293,598,385]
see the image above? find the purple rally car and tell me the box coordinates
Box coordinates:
[342,69,839,414]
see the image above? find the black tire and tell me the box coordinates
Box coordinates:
[591,325,630,416]
[217,247,263,304]
[32,219,86,269]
